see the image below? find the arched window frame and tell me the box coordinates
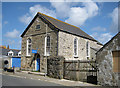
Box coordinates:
[86,41,90,58]
[8,50,13,56]
[26,38,32,56]
[74,38,78,57]
[18,51,21,56]
[44,35,50,56]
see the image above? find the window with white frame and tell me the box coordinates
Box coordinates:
[86,41,90,57]
[27,38,32,56]
[74,38,78,57]
[44,35,50,56]
[8,50,13,56]
[18,51,21,56]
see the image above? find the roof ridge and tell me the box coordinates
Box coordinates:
[6,48,20,51]
[9,49,20,51]
[38,12,80,29]
[38,12,96,40]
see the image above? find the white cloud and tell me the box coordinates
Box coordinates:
[109,7,118,33]
[92,26,106,31]
[5,29,20,38]
[65,1,99,26]
[91,32,113,44]
[29,4,56,18]
[4,21,8,25]
[19,13,33,25]
[65,7,88,26]
[19,4,56,25]
[50,0,99,26]
[50,0,71,18]
[20,0,99,27]
[7,39,15,45]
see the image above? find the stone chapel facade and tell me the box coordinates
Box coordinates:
[21,12,103,72]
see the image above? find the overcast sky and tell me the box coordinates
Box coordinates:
[2,1,119,49]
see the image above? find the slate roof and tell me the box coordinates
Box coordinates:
[0,48,21,57]
[21,12,102,45]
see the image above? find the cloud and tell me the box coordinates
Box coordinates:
[109,7,119,33]
[92,26,106,32]
[65,1,99,26]
[19,13,33,25]
[19,4,56,25]
[91,32,113,44]
[5,29,20,38]
[4,21,8,25]
[7,39,15,45]
[50,0,99,26]
[50,0,71,18]
[20,0,99,27]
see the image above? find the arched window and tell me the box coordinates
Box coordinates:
[86,41,90,57]
[8,50,13,56]
[44,35,50,56]
[18,51,21,56]
[74,38,78,57]
[27,38,32,56]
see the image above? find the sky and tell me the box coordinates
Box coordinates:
[2,1,119,49]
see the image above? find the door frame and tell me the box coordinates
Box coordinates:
[35,58,40,71]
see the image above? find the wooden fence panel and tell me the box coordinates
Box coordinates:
[63,60,97,83]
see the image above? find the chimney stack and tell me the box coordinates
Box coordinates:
[7,45,9,49]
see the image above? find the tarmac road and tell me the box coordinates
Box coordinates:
[2,74,65,86]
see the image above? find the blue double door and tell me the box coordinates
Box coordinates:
[12,57,21,68]
[36,58,40,71]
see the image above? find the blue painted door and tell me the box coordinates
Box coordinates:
[12,57,21,68]
[36,58,40,71]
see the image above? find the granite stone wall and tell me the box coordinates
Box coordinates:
[21,14,103,74]
[21,16,58,72]
[47,56,64,79]
[96,34,120,86]
[58,31,102,60]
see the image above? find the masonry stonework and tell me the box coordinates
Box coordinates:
[21,12,103,75]
[96,33,120,86]
[21,16,58,72]
[58,31,102,60]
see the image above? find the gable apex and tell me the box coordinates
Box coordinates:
[21,12,102,45]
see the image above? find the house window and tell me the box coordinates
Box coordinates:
[44,35,50,56]
[18,51,21,56]
[36,25,40,29]
[27,38,32,56]
[86,41,90,58]
[74,38,78,57]
[8,50,13,56]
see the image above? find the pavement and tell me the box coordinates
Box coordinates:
[2,74,63,86]
[1,70,100,87]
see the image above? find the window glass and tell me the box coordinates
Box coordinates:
[9,53,13,56]
[74,38,78,56]
[45,36,50,56]
[36,25,40,29]
[27,38,32,56]
[86,41,90,57]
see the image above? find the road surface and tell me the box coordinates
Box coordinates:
[2,74,66,86]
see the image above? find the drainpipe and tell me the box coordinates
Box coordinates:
[45,23,48,76]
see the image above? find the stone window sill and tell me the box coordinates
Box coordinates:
[35,29,41,31]
[26,55,32,58]
[74,56,78,58]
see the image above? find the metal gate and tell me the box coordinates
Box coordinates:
[63,60,97,84]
